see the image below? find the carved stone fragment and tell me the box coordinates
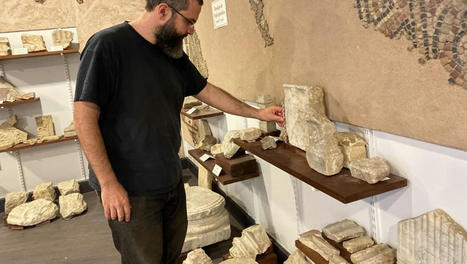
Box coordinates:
[299,230,339,260]
[284,250,309,264]
[0,77,35,102]
[230,225,272,259]
[37,135,62,143]
[350,244,395,264]
[183,248,212,264]
[0,37,11,56]
[33,182,56,201]
[59,193,87,220]
[57,179,80,195]
[329,255,350,264]
[398,209,467,264]
[261,136,277,150]
[183,96,202,109]
[196,135,217,151]
[64,121,76,137]
[35,115,55,138]
[335,132,367,168]
[197,165,213,190]
[240,127,262,141]
[5,192,28,215]
[183,31,209,78]
[248,0,274,47]
[210,144,223,155]
[0,114,28,149]
[21,34,46,52]
[343,236,374,254]
[306,135,344,176]
[220,259,258,264]
[349,157,390,184]
[52,30,73,49]
[7,199,58,226]
[222,130,241,159]
[323,219,366,242]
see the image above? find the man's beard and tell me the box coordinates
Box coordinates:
[155,17,186,59]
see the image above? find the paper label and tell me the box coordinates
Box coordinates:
[200,154,213,162]
[382,177,391,181]
[12,48,28,55]
[212,164,222,176]
[186,107,197,115]
[49,45,64,52]
[211,0,228,29]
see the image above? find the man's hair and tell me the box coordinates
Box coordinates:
[146,0,203,12]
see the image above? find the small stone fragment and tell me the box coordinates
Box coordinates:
[35,115,55,138]
[349,157,390,184]
[64,121,76,137]
[220,259,258,264]
[350,244,395,264]
[230,225,271,259]
[329,255,349,264]
[59,193,87,220]
[197,135,217,152]
[210,144,223,155]
[335,132,367,168]
[57,179,80,195]
[284,250,309,264]
[38,135,62,143]
[222,130,241,159]
[240,127,262,141]
[7,199,58,226]
[183,248,212,264]
[4,192,28,215]
[0,37,11,56]
[21,34,46,52]
[299,230,339,260]
[52,30,73,49]
[323,219,366,242]
[306,135,344,176]
[342,236,374,254]
[0,77,35,102]
[33,182,56,201]
[183,96,202,109]
[198,120,213,140]
[261,136,277,150]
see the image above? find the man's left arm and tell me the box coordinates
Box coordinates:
[194,83,284,125]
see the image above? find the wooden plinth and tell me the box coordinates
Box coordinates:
[214,153,258,177]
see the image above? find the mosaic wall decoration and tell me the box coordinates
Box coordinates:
[248,0,274,47]
[355,0,467,88]
[184,31,209,78]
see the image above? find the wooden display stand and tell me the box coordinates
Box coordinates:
[214,153,258,177]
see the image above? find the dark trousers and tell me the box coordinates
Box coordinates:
[98,181,188,264]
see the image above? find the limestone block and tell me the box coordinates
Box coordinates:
[335,132,367,168]
[16,92,35,100]
[259,121,276,133]
[349,157,390,184]
[5,192,28,215]
[261,136,277,150]
[323,219,366,242]
[52,29,73,49]
[33,182,56,201]
[350,244,395,264]
[64,121,76,137]
[0,37,11,56]
[0,77,35,102]
[343,236,374,254]
[398,209,467,264]
[197,165,213,190]
[183,96,202,109]
[57,179,80,195]
[59,193,87,220]
[7,199,58,226]
[230,225,272,259]
[299,230,339,260]
[0,127,28,147]
[306,136,344,176]
[38,135,62,143]
[210,144,223,155]
[284,250,309,264]
[196,135,217,152]
[21,34,46,52]
[220,259,258,264]
[0,141,14,150]
[183,248,212,264]
[329,255,349,264]
[198,120,212,139]
[222,130,241,159]
[240,128,262,141]
[195,104,210,111]
[35,115,55,138]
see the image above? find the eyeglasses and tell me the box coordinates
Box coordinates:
[166,3,196,26]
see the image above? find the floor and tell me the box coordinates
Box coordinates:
[0,170,244,264]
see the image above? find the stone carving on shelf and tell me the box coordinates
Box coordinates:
[6,198,58,226]
[59,192,87,220]
[33,181,56,201]
[284,250,310,264]
[183,96,203,109]
[222,130,241,159]
[182,186,230,252]
[21,34,46,52]
[196,135,217,152]
[220,259,258,264]
[342,236,374,254]
[248,0,274,47]
[398,209,467,264]
[183,31,209,78]
[349,157,390,184]
[52,29,73,49]
[4,191,28,215]
[35,115,55,138]
[350,243,395,264]
[57,179,80,195]
[299,230,340,261]
[0,115,29,150]
[261,136,277,150]
[329,255,350,264]
[182,248,212,264]
[197,166,213,190]
[335,132,367,168]
[257,95,276,133]
[323,219,366,243]
[210,143,223,155]
[229,225,272,259]
[0,77,36,102]
[240,127,262,141]
[0,37,11,56]
[64,121,76,137]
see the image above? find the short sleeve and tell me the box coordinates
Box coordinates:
[179,55,208,97]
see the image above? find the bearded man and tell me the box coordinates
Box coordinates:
[74,0,283,263]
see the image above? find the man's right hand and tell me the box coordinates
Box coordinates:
[101,181,131,222]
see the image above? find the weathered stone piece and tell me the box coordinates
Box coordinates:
[323,219,366,243]
[299,230,339,261]
[59,193,87,220]
[183,186,230,252]
[329,255,350,264]
[196,135,217,151]
[261,136,277,150]
[197,165,213,190]
[33,182,56,201]
[210,144,223,155]
[220,259,258,264]
[240,127,262,141]
[183,248,212,264]
[230,225,272,259]
[64,121,76,137]
[183,31,209,78]
[349,157,390,184]
[398,209,467,264]
[4,192,28,215]
[0,37,11,56]
[350,244,395,264]
[284,250,309,264]
[335,132,367,168]
[0,77,35,102]
[183,96,202,109]
[343,236,374,254]
[57,179,80,195]
[52,29,73,49]
[21,34,46,52]
[35,115,55,138]
[222,130,241,159]
[0,115,28,150]
[7,199,58,226]
[248,0,274,47]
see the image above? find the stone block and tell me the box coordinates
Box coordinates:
[33,182,56,201]
[35,115,55,138]
[284,250,309,264]
[349,157,390,184]
[329,255,349,264]
[7,199,58,226]
[343,236,374,254]
[5,192,28,215]
[196,135,217,151]
[323,219,366,242]
[183,96,202,109]
[64,121,76,137]
[197,165,213,190]
[350,244,395,264]
[21,34,46,52]
[335,132,367,168]
[220,259,258,264]
[210,144,223,155]
[240,127,262,141]
[183,248,212,264]
[230,225,272,259]
[299,230,339,260]
[59,193,87,220]
[261,136,277,150]
[222,130,241,159]
[306,136,344,176]
[0,37,11,56]
[52,29,73,49]
[57,179,80,195]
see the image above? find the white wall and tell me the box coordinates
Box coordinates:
[0,28,87,197]
[183,102,467,253]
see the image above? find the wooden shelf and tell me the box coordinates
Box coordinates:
[0,136,78,153]
[180,107,224,120]
[0,43,79,60]
[295,240,328,264]
[233,139,408,204]
[0,97,40,107]
[188,149,259,185]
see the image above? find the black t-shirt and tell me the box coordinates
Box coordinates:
[75,22,207,195]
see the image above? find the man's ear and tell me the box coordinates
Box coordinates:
[154,3,172,23]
